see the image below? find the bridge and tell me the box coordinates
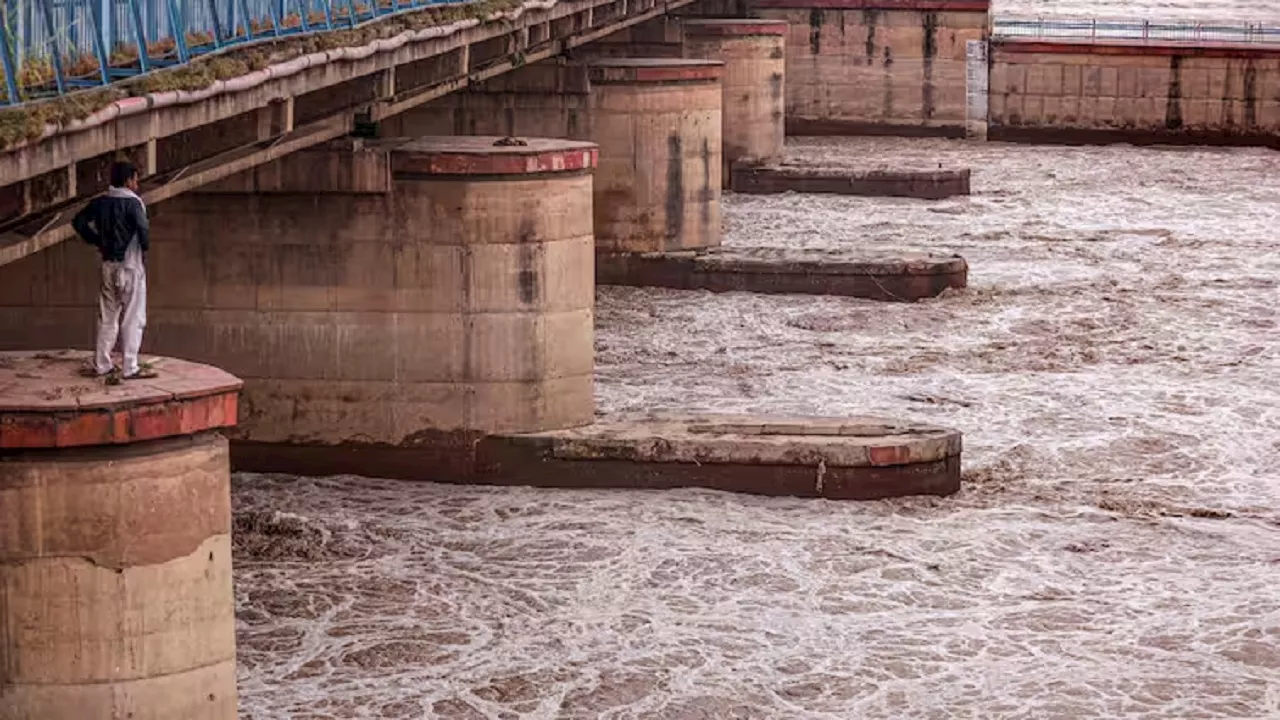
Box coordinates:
[2,0,1280,268]
[0,0,712,266]
[1,0,1278,467]
[3,2,1279,716]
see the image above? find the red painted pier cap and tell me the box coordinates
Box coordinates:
[682,18,790,37]
[387,136,599,176]
[588,58,725,84]
[0,350,243,449]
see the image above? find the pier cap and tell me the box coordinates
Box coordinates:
[389,136,599,176]
[0,350,242,449]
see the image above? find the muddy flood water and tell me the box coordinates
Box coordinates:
[233,137,1280,719]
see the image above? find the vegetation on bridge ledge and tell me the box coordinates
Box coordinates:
[0,0,523,151]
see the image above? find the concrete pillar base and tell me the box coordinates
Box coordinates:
[481,414,962,500]
[730,163,971,199]
[0,349,242,720]
[233,415,962,500]
[595,247,968,301]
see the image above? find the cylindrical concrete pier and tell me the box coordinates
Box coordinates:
[0,350,242,720]
[682,19,787,184]
[588,58,724,253]
[381,136,598,435]
[137,137,594,478]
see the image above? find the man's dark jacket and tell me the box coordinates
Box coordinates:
[72,192,149,262]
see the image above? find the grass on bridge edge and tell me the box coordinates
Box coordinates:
[0,0,523,152]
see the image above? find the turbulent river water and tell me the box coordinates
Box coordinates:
[234,135,1280,719]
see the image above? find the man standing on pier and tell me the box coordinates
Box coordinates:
[71,160,157,380]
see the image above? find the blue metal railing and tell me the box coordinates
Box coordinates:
[0,0,463,105]
[992,15,1280,47]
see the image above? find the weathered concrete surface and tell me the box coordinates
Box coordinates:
[750,0,990,137]
[0,349,242,448]
[195,143,393,194]
[0,349,241,720]
[596,246,967,300]
[380,61,595,138]
[990,39,1280,147]
[400,57,725,253]
[589,58,725,252]
[0,138,598,455]
[730,163,970,198]
[229,413,962,499]
[0,0,699,266]
[575,13,686,59]
[478,414,963,499]
[683,19,788,184]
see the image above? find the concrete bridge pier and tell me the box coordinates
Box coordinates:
[0,351,243,720]
[384,54,966,299]
[390,56,726,253]
[213,137,600,477]
[681,19,788,184]
[587,58,725,253]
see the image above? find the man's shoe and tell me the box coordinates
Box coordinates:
[122,368,159,380]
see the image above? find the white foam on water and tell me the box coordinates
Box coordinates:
[234,137,1280,719]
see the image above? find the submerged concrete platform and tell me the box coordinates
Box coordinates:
[596,246,968,301]
[479,415,962,500]
[236,414,962,501]
[730,163,971,199]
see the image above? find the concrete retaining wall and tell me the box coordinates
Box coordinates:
[989,40,1280,146]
